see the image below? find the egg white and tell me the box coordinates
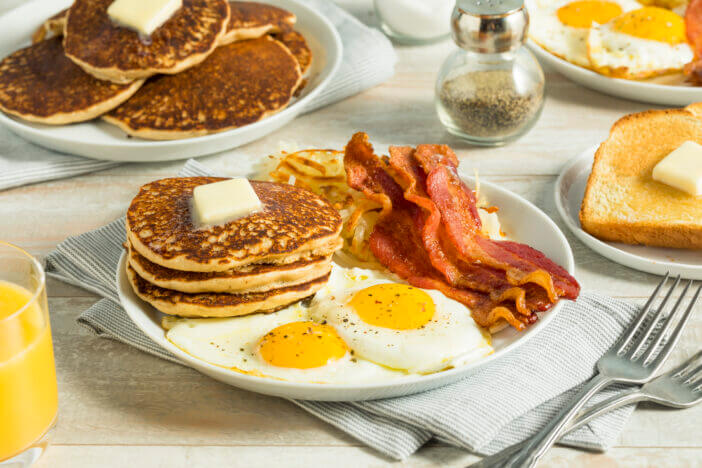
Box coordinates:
[309,266,494,374]
[528,0,641,67]
[163,305,407,384]
[587,20,694,78]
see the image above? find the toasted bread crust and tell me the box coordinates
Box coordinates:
[580,108,702,249]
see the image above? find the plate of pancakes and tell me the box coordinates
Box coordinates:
[526,0,702,105]
[117,135,579,401]
[0,0,341,161]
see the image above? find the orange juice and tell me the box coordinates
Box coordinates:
[0,280,57,461]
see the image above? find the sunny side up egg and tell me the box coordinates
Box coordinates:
[163,305,405,384]
[587,6,694,78]
[528,0,642,67]
[162,265,494,384]
[309,267,494,375]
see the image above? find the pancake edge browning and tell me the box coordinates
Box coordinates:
[126,178,343,272]
[63,0,231,84]
[102,37,302,139]
[126,263,328,317]
[127,241,333,294]
[0,38,145,124]
[219,1,296,45]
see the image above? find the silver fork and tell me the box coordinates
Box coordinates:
[472,349,702,466]
[472,274,700,468]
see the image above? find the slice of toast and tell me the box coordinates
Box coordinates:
[580,108,702,249]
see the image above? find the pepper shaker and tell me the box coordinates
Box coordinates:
[435,0,545,146]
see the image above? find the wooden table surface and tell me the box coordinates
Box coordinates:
[2,1,701,466]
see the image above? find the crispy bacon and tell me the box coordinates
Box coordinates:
[344,132,579,330]
[390,145,555,315]
[345,133,540,330]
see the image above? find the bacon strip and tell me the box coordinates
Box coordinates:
[345,133,536,330]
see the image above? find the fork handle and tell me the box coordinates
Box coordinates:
[488,373,613,468]
[470,387,644,467]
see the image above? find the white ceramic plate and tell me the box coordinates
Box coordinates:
[0,0,342,162]
[117,177,576,401]
[528,40,702,106]
[556,146,702,279]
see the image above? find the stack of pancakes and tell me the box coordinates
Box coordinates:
[125,177,343,317]
[0,1,311,139]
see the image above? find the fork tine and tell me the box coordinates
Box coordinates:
[629,275,680,359]
[641,279,693,364]
[675,350,702,378]
[648,283,702,370]
[617,273,670,354]
[683,364,702,384]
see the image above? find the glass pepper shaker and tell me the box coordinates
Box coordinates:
[435,0,545,146]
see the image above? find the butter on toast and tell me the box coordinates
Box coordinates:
[580,109,702,249]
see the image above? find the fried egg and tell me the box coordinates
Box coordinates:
[163,305,406,384]
[587,7,694,78]
[309,266,493,374]
[528,0,641,67]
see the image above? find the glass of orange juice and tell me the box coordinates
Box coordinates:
[0,241,57,467]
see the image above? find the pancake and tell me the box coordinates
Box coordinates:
[274,29,311,75]
[126,177,342,272]
[31,8,67,43]
[0,38,143,124]
[63,0,230,83]
[127,241,333,294]
[103,36,301,139]
[220,1,296,45]
[127,263,329,317]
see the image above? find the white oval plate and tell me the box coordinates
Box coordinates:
[117,176,576,401]
[0,0,342,162]
[528,40,702,106]
[555,146,702,279]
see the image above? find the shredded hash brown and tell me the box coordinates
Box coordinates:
[268,149,382,262]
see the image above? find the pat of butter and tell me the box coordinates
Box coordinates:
[107,0,182,36]
[192,178,262,226]
[652,141,702,196]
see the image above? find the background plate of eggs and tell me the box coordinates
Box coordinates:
[526,0,702,105]
[117,176,575,401]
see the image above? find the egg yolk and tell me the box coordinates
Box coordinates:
[349,284,435,330]
[612,6,686,44]
[258,321,348,369]
[557,1,623,28]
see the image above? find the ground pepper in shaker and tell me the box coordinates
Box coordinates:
[435,0,545,146]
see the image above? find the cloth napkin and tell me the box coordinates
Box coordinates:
[45,158,643,461]
[0,0,396,191]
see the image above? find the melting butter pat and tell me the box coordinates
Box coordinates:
[193,178,262,225]
[107,0,182,36]
[652,141,702,196]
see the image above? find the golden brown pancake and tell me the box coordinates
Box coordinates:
[274,29,311,75]
[220,1,296,45]
[0,38,143,124]
[63,0,230,83]
[127,241,333,294]
[126,177,342,272]
[31,8,67,43]
[103,36,301,139]
[127,263,329,317]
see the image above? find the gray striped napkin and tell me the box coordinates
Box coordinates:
[0,0,396,191]
[45,158,643,461]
